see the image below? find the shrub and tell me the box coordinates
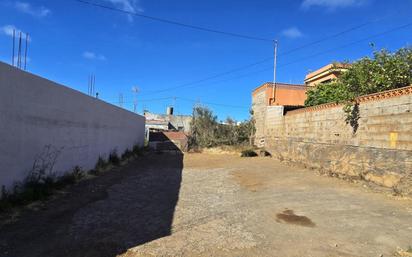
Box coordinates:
[305,47,412,133]
[241,149,258,157]
[109,150,120,166]
[95,156,108,171]
[121,149,133,160]
[56,166,84,187]
[132,144,143,157]
[189,106,255,149]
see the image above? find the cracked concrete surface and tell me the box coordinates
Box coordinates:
[1,152,412,257]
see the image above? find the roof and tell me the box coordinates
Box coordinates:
[145,119,169,126]
[305,63,351,82]
[150,131,188,142]
[252,82,306,95]
[163,131,188,141]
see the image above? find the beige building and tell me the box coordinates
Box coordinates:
[304,63,350,87]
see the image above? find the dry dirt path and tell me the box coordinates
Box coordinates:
[1,152,411,257]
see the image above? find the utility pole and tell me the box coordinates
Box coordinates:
[272,40,278,105]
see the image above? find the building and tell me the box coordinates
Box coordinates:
[252,82,308,147]
[251,63,351,147]
[148,131,189,152]
[304,63,350,87]
[144,108,192,133]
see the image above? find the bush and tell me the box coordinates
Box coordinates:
[305,48,412,107]
[189,106,255,149]
[132,144,143,157]
[121,149,133,160]
[108,150,120,166]
[0,166,85,212]
[94,156,108,171]
[241,149,258,157]
[56,166,84,187]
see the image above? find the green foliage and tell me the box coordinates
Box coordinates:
[94,156,108,172]
[305,47,412,133]
[189,106,255,149]
[240,149,258,157]
[305,81,353,106]
[305,48,412,107]
[0,166,85,212]
[108,150,120,166]
[121,149,134,160]
[132,144,144,157]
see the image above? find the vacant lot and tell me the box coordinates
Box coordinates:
[1,152,412,257]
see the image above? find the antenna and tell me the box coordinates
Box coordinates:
[24,33,29,70]
[17,32,22,68]
[131,86,139,113]
[92,75,95,96]
[12,29,15,66]
[119,93,123,108]
[87,75,91,95]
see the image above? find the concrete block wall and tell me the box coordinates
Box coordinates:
[251,89,268,147]
[263,86,412,195]
[0,62,145,190]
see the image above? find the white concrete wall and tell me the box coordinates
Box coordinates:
[0,62,145,190]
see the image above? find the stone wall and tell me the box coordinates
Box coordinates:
[263,86,412,195]
[0,62,145,190]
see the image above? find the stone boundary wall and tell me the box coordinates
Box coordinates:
[0,62,145,190]
[264,85,412,195]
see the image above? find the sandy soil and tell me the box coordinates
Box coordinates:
[1,152,411,257]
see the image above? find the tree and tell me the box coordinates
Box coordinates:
[305,47,412,107]
[189,106,255,149]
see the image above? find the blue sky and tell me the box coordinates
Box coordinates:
[1,0,411,121]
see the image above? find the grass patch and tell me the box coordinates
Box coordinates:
[241,149,258,157]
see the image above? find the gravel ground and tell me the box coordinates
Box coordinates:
[1,152,411,257]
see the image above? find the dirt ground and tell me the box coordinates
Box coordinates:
[1,152,412,257]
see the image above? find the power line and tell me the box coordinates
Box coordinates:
[278,21,412,68]
[142,20,412,94]
[101,20,412,109]
[108,96,248,109]
[140,21,403,96]
[141,57,273,95]
[74,0,399,97]
[178,97,249,109]
[74,0,273,42]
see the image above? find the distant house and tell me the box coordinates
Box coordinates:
[252,82,308,107]
[252,82,308,147]
[304,63,350,87]
[144,107,192,133]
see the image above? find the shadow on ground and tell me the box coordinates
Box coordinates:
[0,150,183,257]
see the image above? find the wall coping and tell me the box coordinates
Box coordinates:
[286,85,412,115]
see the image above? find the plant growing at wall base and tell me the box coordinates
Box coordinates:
[121,149,134,161]
[94,156,108,172]
[108,150,120,166]
[0,165,85,212]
